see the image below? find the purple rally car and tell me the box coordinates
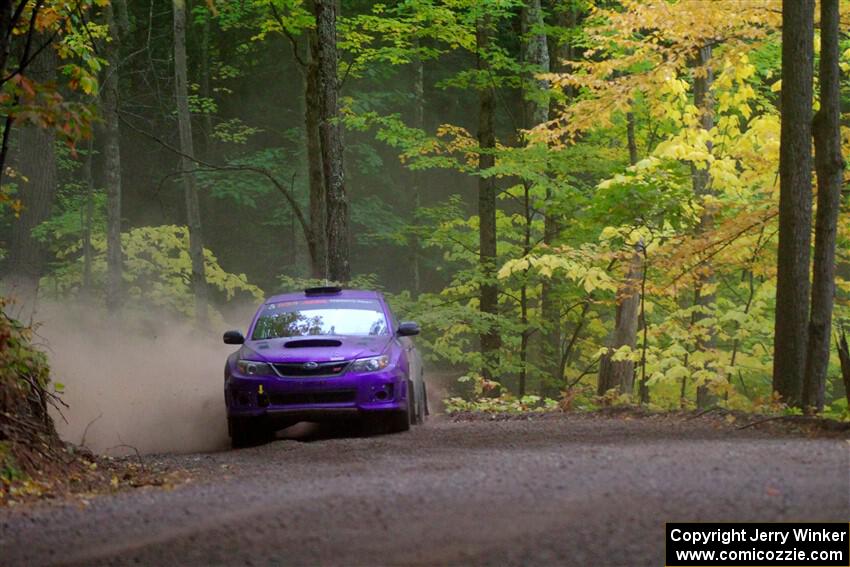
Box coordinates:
[222,286,426,447]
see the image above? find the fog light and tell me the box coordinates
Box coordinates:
[372,384,394,402]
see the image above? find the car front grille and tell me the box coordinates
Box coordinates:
[272,361,350,377]
[268,390,357,406]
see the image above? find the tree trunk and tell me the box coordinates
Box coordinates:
[0,0,13,81]
[410,37,425,295]
[598,110,642,398]
[518,0,549,395]
[803,0,843,413]
[81,135,95,295]
[0,0,24,186]
[626,111,638,166]
[314,0,349,282]
[305,23,326,279]
[637,245,650,404]
[520,0,549,129]
[540,218,560,387]
[541,1,577,390]
[4,37,57,318]
[837,331,850,410]
[103,2,123,314]
[690,45,717,408]
[518,183,532,397]
[173,0,208,324]
[199,5,214,158]
[113,0,130,34]
[477,17,500,380]
[598,248,642,396]
[773,0,814,408]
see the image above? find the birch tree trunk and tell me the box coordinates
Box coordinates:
[314,0,349,282]
[803,0,843,412]
[173,0,208,324]
[773,0,814,407]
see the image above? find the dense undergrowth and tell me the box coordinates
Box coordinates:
[0,301,65,498]
[442,375,850,422]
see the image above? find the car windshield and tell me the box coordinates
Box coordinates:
[251,298,389,339]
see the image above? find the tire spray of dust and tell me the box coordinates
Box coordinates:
[35,302,256,455]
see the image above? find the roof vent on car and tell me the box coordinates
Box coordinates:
[283,339,343,348]
[304,286,342,296]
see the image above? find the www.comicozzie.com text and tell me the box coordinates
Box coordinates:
[670,527,849,546]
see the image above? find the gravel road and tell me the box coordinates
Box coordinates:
[2,414,848,566]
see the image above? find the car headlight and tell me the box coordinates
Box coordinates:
[349,355,390,373]
[237,360,275,376]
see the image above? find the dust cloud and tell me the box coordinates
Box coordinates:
[34,302,255,456]
[29,300,449,456]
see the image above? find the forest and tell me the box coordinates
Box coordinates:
[0,0,849,423]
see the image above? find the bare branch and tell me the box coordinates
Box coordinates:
[117,112,313,242]
[269,4,307,68]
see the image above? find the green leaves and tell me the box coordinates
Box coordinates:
[211,118,263,144]
[42,226,263,321]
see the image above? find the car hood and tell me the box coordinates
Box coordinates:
[241,335,393,363]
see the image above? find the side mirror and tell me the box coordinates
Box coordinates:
[397,321,420,337]
[223,330,245,345]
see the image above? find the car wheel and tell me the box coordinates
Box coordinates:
[411,381,425,425]
[229,417,266,448]
[385,409,411,433]
[382,383,412,433]
[423,381,430,417]
[365,410,409,434]
[409,379,424,426]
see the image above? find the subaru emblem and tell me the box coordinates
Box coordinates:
[303,361,319,370]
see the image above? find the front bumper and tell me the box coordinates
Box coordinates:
[225,368,408,422]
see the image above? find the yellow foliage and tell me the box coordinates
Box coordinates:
[43,226,263,320]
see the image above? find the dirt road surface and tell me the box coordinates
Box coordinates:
[2,414,848,566]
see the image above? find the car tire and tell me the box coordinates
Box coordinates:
[381,382,412,434]
[385,409,411,433]
[411,381,425,425]
[423,381,429,417]
[364,410,409,434]
[229,417,265,448]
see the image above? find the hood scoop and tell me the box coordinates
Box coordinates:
[283,338,343,349]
